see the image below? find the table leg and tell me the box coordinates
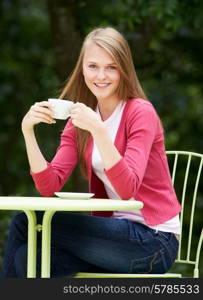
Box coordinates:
[24,210,37,278]
[41,210,55,278]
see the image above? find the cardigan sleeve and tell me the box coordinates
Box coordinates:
[104,103,160,200]
[30,119,78,196]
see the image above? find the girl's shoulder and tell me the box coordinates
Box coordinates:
[125,98,158,118]
[123,98,163,136]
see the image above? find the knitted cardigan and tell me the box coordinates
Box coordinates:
[31,98,181,226]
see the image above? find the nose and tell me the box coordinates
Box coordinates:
[96,68,106,81]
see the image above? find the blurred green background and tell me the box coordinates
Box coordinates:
[0,0,202,277]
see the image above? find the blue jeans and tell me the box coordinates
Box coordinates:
[1,212,179,277]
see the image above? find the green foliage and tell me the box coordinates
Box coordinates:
[0,0,60,195]
[0,0,202,276]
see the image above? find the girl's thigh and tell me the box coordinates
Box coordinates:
[44,212,175,274]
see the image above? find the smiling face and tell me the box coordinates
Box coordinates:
[82,42,121,103]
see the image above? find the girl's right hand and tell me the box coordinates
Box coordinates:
[21,101,56,133]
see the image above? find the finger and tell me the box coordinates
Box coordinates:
[26,114,55,125]
[70,107,81,114]
[72,102,85,109]
[33,117,54,125]
[36,117,56,125]
[34,101,52,107]
[33,101,54,111]
[29,111,56,123]
[71,118,86,130]
[31,105,54,117]
[70,111,82,119]
[71,103,79,110]
[71,118,80,127]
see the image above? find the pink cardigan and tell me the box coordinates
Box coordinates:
[31,98,181,226]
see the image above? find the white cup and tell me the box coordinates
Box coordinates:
[48,98,74,120]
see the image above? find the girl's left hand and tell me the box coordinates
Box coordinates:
[70,102,103,134]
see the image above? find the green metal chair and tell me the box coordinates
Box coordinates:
[74,151,203,278]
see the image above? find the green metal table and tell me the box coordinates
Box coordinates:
[0,196,144,278]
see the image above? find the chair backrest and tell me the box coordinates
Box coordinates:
[166,151,203,277]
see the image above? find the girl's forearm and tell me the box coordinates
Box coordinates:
[91,125,122,170]
[22,129,48,173]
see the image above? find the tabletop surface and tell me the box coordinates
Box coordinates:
[0,196,144,211]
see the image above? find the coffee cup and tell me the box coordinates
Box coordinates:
[48,98,74,120]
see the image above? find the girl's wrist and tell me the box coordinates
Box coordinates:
[22,126,35,136]
[90,120,106,137]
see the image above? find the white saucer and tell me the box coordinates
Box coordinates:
[54,192,95,200]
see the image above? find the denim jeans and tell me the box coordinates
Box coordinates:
[0,211,179,277]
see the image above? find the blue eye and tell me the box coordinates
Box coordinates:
[89,64,97,69]
[107,65,117,70]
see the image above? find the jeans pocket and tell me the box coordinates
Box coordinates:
[157,232,179,265]
[127,221,157,244]
[129,248,169,274]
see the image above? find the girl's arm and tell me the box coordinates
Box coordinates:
[22,101,78,196]
[21,101,55,173]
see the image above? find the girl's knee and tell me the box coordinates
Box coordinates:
[10,212,28,229]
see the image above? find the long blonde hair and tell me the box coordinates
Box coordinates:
[59,27,147,177]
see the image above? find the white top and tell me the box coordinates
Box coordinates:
[92,101,181,234]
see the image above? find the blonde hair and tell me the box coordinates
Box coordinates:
[59,27,147,177]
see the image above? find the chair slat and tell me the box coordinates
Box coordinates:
[187,157,203,261]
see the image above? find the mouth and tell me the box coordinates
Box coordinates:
[94,83,111,88]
